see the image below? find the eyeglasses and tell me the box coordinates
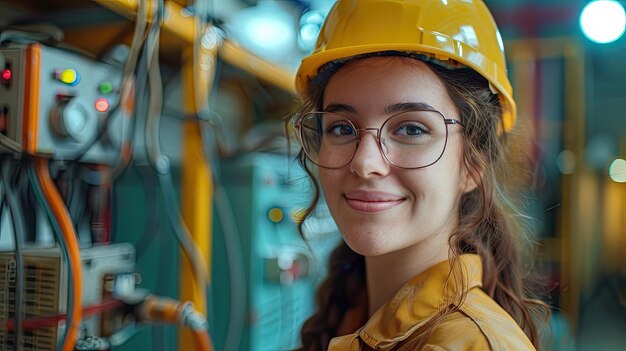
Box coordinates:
[292,109,464,169]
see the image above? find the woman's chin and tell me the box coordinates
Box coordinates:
[342,235,396,257]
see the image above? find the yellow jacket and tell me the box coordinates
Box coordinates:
[329,254,535,351]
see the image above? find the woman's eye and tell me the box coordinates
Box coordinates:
[326,123,355,136]
[395,122,428,137]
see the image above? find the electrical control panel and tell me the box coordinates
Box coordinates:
[0,43,124,164]
[0,243,135,350]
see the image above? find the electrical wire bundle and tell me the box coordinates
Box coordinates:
[0,156,83,351]
[120,0,217,348]
[0,0,227,349]
[140,0,213,313]
[29,158,83,351]
[0,158,26,351]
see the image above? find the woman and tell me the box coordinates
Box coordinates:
[290,0,550,350]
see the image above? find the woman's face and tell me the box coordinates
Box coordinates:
[318,57,473,257]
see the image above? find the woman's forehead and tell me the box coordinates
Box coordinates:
[322,57,456,118]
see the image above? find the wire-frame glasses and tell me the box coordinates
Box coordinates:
[292,109,464,169]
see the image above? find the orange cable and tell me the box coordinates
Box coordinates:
[141,296,213,351]
[34,158,83,351]
[192,329,213,351]
[141,295,180,323]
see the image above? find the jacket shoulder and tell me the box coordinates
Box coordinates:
[423,311,493,351]
[458,288,536,351]
[397,288,537,351]
[393,311,491,351]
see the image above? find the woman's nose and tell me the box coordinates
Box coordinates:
[349,131,391,178]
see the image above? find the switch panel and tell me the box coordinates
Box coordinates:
[0,43,124,164]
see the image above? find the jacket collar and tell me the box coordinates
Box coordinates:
[330,254,483,350]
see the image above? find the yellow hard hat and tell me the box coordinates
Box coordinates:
[295,0,516,132]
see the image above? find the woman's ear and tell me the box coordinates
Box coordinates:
[460,156,485,194]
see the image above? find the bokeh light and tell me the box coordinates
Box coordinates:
[580,0,626,44]
[609,158,626,182]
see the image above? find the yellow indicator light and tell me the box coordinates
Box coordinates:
[268,207,284,223]
[59,69,79,85]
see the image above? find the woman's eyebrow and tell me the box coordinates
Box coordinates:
[323,102,435,114]
[384,102,434,114]
[323,103,357,113]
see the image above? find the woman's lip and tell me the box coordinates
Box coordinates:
[345,198,405,212]
[343,191,406,213]
[344,190,405,201]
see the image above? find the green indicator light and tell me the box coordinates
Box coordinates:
[99,82,113,95]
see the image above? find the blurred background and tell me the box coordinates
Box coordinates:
[0,0,624,350]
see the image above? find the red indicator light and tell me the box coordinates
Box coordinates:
[95,98,110,113]
[1,69,10,81]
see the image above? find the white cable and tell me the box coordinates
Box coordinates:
[214,185,245,351]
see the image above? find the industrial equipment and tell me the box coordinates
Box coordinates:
[0,43,124,164]
[212,152,340,351]
[0,243,135,350]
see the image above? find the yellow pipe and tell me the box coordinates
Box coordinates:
[179,44,214,351]
[92,0,140,18]
[219,40,296,93]
[92,0,296,93]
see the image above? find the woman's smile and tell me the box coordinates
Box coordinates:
[344,190,407,212]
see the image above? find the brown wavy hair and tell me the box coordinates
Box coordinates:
[291,54,550,350]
